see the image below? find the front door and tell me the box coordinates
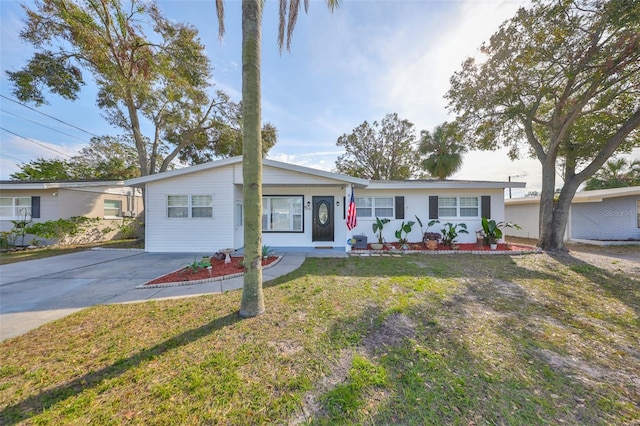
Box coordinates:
[312,196,334,242]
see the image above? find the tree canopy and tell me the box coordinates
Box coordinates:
[584,157,640,190]
[7,0,276,176]
[447,0,640,251]
[10,136,141,181]
[335,113,420,180]
[418,122,467,179]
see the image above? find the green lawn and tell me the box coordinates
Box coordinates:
[1,253,638,424]
[0,239,143,265]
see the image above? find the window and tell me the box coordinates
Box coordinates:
[104,200,121,217]
[460,197,479,217]
[263,196,303,232]
[191,195,213,218]
[439,196,480,218]
[438,197,457,217]
[637,199,640,228]
[0,197,31,218]
[167,195,213,218]
[355,197,394,218]
[236,203,243,227]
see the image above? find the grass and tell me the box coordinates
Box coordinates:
[1,252,639,424]
[0,239,143,265]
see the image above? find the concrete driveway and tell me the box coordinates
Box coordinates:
[0,249,306,341]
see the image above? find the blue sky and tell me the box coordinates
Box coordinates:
[2,0,636,194]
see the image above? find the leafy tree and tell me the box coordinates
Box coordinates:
[585,157,640,190]
[10,158,84,181]
[75,136,141,179]
[214,0,338,317]
[7,0,276,176]
[10,136,140,181]
[335,113,420,180]
[418,122,467,179]
[447,0,640,251]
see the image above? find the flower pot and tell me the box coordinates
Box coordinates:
[426,240,438,250]
[370,243,384,250]
[490,243,498,250]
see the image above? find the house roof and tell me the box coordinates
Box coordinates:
[367,179,526,190]
[505,186,640,205]
[126,156,370,187]
[0,180,128,190]
[125,156,526,189]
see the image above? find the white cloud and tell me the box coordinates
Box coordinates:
[0,135,83,179]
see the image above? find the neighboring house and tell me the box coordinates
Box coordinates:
[505,186,640,242]
[0,180,143,244]
[126,157,525,253]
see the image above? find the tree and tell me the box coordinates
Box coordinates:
[335,113,420,180]
[585,157,640,189]
[75,136,141,179]
[10,158,83,181]
[7,0,276,176]
[418,122,467,179]
[447,0,640,251]
[214,0,338,317]
[10,136,141,181]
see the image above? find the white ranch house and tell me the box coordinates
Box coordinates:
[126,157,525,253]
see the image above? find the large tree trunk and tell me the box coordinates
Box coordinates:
[239,0,265,318]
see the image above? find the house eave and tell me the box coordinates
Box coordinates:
[366,180,526,190]
[0,180,127,190]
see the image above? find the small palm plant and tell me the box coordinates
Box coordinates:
[372,217,390,244]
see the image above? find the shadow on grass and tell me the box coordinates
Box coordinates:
[548,251,640,318]
[266,254,560,287]
[0,312,241,425]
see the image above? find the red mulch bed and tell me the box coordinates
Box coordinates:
[145,256,278,285]
[353,243,535,252]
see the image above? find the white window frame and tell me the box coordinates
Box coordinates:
[355,197,394,218]
[438,196,480,218]
[104,199,122,218]
[0,197,31,219]
[236,203,243,227]
[262,195,303,232]
[167,195,213,219]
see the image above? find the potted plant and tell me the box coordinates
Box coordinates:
[371,217,390,250]
[481,218,521,250]
[422,219,441,250]
[394,220,415,250]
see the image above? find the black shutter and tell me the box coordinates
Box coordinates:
[343,196,346,219]
[395,196,404,219]
[31,196,40,218]
[428,196,438,219]
[481,195,491,219]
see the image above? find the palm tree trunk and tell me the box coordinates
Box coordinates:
[239,0,265,318]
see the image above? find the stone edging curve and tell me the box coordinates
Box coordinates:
[137,255,283,289]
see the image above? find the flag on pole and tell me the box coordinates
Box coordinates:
[347,190,357,230]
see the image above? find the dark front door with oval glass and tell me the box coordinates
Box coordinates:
[312,196,334,242]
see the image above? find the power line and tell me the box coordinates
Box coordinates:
[0,153,28,163]
[0,127,74,159]
[0,94,100,138]
[1,109,91,144]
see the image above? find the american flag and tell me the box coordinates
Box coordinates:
[346,190,357,230]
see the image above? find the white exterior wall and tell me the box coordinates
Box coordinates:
[347,188,505,245]
[260,186,346,248]
[144,166,235,252]
[505,203,540,239]
[570,196,640,240]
